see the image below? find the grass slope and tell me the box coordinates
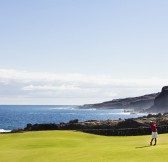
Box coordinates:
[0,131,167,162]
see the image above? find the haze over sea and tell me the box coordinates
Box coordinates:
[0,105,147,132]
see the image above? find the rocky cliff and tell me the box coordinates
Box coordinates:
[148,86,168,113]
[79,93,159,111]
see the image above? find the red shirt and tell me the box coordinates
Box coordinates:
[150,123,157,132]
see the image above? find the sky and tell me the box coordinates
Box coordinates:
[0,0,168,105]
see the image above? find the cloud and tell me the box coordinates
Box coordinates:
[0,68,167,104]
[22,85,80,91]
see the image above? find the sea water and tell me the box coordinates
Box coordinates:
[0,105,147,131]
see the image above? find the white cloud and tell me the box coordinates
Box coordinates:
[22,85,80,91]
[0,68,167,104]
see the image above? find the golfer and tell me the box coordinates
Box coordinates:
[150,121,158,146]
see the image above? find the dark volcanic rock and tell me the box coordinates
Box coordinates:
[15,112,168,136]
[24,123,59,131]
[148,86,168,113]
[22,116,168,136]
[116,119,145,129]
[155,86,168,107]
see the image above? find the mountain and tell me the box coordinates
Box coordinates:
[79,93,159,111]
[148,86,168,113]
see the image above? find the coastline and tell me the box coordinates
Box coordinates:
[5,112,168,136]
[0,105,165,136]
[0,106,148,131]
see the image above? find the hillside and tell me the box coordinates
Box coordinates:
[148,86,168,113]
[79,93,159,111]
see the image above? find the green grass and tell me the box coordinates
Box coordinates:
[0,131,167,162]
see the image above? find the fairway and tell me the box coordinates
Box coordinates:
[0,131,168,162]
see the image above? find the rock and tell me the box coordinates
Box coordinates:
[116,119,145,129]
[11,113,168,136]
[24,123,59,131]
[155,86,168,107]
[78,93,159,111]
[69,119,79,124]
[148,86,168,113]
[11,129,24,133]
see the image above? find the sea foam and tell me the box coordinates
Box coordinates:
[0,129,11,133]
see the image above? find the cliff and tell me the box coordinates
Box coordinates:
[148,86,168,113]
[79,93,159,111]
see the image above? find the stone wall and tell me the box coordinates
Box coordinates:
[80,125,168,136]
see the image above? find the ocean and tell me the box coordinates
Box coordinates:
[0,105,147,132]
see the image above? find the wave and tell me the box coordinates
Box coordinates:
[0,129,11,133]
[49,107,76,110]
[97,112,147,116]
[61,113,76,115]
[108,112,131,115]
[84,108,97,110]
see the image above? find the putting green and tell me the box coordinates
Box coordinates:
[0,131,167,162]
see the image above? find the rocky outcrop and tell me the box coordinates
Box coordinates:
[21,113,168,136]
[82,125,168,136]
[148,86,168,113]
[78,93,159,111]
[79,86,168,113]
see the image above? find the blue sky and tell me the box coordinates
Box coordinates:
[0,0,168,104]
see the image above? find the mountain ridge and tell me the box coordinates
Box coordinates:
[79,93,159,111]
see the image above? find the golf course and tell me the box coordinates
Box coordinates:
[0,131,168,162]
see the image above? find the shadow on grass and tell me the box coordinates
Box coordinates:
[135,145,151,149]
